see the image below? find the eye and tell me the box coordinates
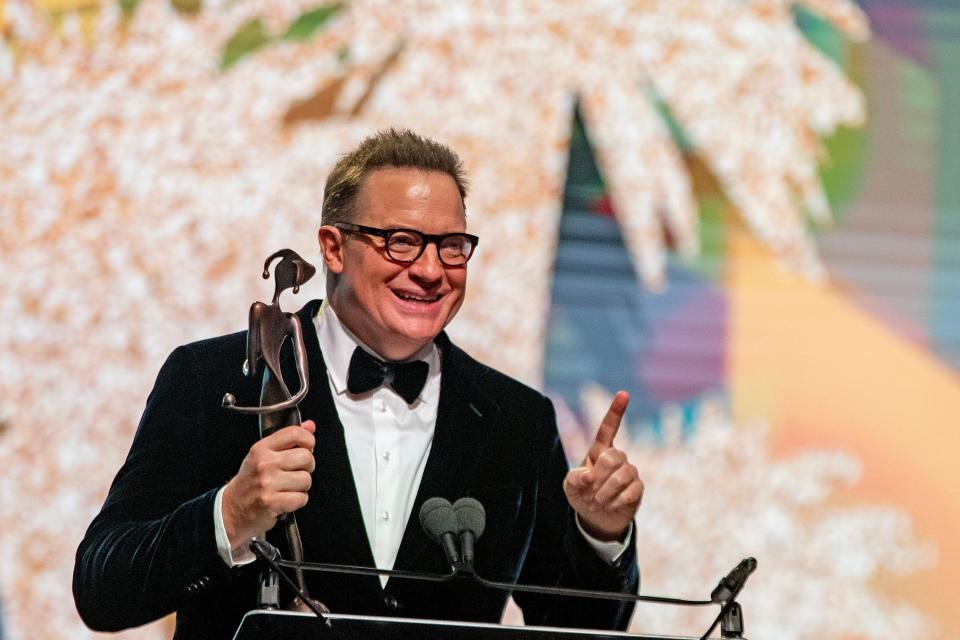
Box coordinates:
[388,232,422,251]
[440,236,467,253]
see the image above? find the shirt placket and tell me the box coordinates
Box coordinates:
[371,388,401,570]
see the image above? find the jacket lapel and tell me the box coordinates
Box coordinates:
[390,332,500,575]
[283,300,377,573]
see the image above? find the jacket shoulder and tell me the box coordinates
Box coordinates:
[441,337,548,409]
[178,329,248,359]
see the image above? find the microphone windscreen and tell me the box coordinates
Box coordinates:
[419,497,457,543]
[453,497,486,538]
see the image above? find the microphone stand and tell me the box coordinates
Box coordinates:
[470,565,749,640]
[264,540,751,639]
[699,580,748,640]
[280,552,714,608]
[249,539,331,627]
[464,565,714,607]
[278,558,460,584]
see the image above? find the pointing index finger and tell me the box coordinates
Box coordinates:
[593,391,629,448]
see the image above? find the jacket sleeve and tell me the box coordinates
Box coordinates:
[512,395,639,630]
[72,346,233,631]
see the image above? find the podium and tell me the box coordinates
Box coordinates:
[233,610,698,640]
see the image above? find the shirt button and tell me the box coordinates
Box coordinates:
[381,510,390,521]
[382,451,391,462]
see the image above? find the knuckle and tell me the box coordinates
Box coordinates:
[286,449,302,467]
[256,475,273,493]
[598,450,621,469]
[254,493,271,511]
[593,492,612,506]
[262,431,283,447]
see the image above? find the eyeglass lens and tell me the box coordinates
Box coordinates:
[387,231,473,265]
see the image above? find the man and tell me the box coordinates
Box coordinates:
[74,130,643,639]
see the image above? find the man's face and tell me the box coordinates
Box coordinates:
[321,167,468,361]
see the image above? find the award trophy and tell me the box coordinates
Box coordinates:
[222,248,326,613]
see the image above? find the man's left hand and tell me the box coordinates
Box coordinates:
[563,391,644,542]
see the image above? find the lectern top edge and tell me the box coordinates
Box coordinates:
[234,609,709,640]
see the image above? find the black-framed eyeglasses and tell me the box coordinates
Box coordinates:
[335,222,479,266]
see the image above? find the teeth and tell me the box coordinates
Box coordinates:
[397,292,439,302]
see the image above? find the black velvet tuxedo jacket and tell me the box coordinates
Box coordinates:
[74,300,638,639]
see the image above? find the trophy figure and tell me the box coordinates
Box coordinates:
[222,248,326,613]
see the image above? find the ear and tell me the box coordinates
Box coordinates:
[318,225,345,274]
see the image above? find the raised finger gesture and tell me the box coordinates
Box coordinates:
[562,391,644,541]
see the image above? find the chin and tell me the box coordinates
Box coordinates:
[391,320,446,346]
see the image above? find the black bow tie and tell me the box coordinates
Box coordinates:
[346,346,429,405]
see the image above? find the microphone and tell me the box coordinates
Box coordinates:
[418,497,461,568]
[452,497,485,570]
[710,557,757,603]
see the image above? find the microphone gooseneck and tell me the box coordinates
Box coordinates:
[417,497,714,607]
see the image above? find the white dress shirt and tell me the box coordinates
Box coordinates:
[312,301,441,583]
[214,301,628,584]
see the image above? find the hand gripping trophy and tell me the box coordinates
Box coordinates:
[221,249,326,613]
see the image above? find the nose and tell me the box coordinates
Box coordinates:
[408,242,444,284]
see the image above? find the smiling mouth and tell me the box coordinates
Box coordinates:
[392,291,442,303]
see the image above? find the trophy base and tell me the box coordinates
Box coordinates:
[289,597,331,615]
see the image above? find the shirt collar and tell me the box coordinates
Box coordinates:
[313,300,440,402]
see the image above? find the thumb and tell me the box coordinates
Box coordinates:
[300,419,316,434]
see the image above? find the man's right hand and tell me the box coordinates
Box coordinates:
[222,420,316,550]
